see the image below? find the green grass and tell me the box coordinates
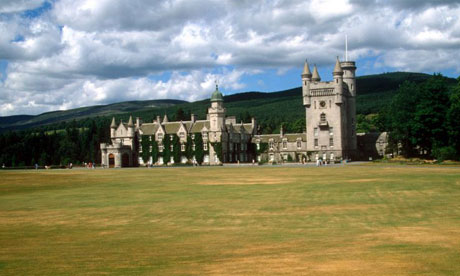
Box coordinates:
[1,165,460,275]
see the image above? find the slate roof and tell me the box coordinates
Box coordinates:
[140,123,159,135]
[190,120,210,133]
[163,122,182,134]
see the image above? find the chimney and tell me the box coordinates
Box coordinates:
[156,115,161,124]
[191,114,196,122]
[136,117,141,128]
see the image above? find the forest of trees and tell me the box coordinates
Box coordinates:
[1,74,460,167]
[379,75,460,161]
[0,118,110,167]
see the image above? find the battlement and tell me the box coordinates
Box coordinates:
[340,61,356,69]
[310,88,335,97]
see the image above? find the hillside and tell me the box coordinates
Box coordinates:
[0,72,455,133]
[0,99,186,132]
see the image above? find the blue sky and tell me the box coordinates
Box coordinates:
[1,0,460,116]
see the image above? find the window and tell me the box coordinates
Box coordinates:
[170,135,173,141]
[256,143,260,150]
[149,145,152,152]
[159,144,164,152]
[203,132,208,139]
[283,154,288,160]
[191,134,195,139]
[179,132,185,139]
[329,137,334,147]
[157,133,163,139]
[314,139,318,147]
[297,140,302,149]
[329,127,333,135]
[282,140,287,149]
[314,128,318,137]
[320,113,326,122]
[229,143,233,151]
[192,143,196,151]
[181,143,185,151]
[269,140,274,150]
[203,143,208,151]
[170,145,173,151]
[149,135,152,141]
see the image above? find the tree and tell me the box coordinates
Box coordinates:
[151,140,159,164]
[194,133,204,164]
[413,75,450,156]
[447,76,460,159]
[162,135,171,164]
[175,108,187,121]
[141,135,151,164]
[172,134,181,163]
[386,81,419,157]
[185,135,194,161]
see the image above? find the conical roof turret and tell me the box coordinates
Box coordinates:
[127,116,134,127]
[333,56,343,75]
[312,65,321,82]
[110,117,116,128]
[302,59,312,77]
[163,114,169,123]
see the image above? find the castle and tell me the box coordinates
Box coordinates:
[101,57,387,167]
[100,85,257,167]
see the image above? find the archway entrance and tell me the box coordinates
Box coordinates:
[122,153,130,167]
[108,154,115,168]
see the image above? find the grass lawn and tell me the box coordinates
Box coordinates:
[1,165,459,275]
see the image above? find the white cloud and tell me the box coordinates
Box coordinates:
[0,0,45,13]
[1,0,460,115]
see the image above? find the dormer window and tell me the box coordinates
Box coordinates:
[179,132,185,139]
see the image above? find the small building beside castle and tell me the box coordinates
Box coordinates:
[101,56,387,167]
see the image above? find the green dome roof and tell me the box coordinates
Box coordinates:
[210,84,223,102]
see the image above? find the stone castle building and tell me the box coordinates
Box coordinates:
[101,85,257,168]
[101,57,386,167]
[302,58,357,160]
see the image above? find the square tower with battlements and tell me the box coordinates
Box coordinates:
[302,58,357,161]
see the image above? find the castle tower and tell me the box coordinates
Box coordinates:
[208,84,225,133]
[340,60,357,154]
[303,57,357,161]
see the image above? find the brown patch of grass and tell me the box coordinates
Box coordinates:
[366,226,460,248]
[198,176,295,185]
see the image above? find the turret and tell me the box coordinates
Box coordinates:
[340,60,357,97]
[333,57,344,104]
[110,117,116,137]
[301,59,312,106]
[312,65,321,82]
[163,114,169,123]
[127,116,134,137]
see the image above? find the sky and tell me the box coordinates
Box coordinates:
[1,0,460,116]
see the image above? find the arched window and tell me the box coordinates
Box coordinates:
[320,113,326,122]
